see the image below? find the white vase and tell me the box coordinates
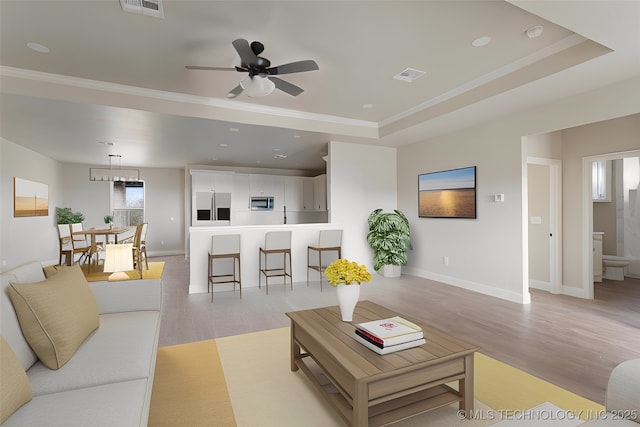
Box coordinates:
[336,283,360,321]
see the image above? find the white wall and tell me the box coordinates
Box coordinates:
[328,141,397,274]
[396,76,640,303]
[1,139,63,269]
[397,124,528,303]
[1,144,185,272]
[60,163,185,256]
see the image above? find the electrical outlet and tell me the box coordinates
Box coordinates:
[443,256,449,265]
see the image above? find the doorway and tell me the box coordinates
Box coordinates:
[582,149,640,299]
[527,157,562,294]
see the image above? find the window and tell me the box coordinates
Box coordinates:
[592,160,611,202]
[112,181,145,226]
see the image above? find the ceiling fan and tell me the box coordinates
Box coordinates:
[186,38,319,98]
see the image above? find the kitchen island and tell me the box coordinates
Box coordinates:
[189,224,342,294]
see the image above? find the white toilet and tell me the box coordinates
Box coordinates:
[602,255,631,281]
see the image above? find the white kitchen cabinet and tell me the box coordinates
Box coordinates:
[250,174,276,197]
[232,174,250,212]
[313,174,327,211]
[302,178,314,211]
[191,171,234,193]
[272,176,285,210]
[283,176,303,211]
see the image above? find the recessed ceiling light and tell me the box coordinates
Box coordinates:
[471,36,492,47]
[362,103,374,109]
[229,127,239,132]
[219,143,228,147]
[27,42,49,53]
[393,68,426,82]
[526,25,544,39]
[274,154,287,159]
[293,135,301,139]
[273,148,281,152]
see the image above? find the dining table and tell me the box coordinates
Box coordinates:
[73,226,134,271]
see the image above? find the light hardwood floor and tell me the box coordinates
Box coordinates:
[154,255,640,405]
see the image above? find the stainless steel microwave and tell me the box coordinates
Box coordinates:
[250,196,274,211]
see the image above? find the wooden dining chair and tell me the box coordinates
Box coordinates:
[57,224,90,266]
[71,223,103,272]
[132,223,149,278]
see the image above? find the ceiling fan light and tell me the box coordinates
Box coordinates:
[240,75,275,97]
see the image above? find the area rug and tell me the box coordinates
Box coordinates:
[80,261,164,281]
[148,340,235,427]
[149,328,604,427]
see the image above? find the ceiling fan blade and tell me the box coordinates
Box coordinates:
[270,77,304,96]
[226,84,244,98]
[185,66,237,71]
[232,38,259,67]
[267,60,319,75]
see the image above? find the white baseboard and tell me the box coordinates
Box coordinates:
[403,267,531,304]
[562,285,589,299]
[148,249,185,257]
[529,279,553,293]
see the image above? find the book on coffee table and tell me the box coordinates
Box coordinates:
[354,333,426,355]
[355,316,423,344]
[355,328,423,348]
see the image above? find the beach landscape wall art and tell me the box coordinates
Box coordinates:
[418,166,476,219]
[14,177,49,217]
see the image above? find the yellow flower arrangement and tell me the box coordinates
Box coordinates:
[324,259,372,286]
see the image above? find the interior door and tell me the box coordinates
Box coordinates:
[527,159,562,294]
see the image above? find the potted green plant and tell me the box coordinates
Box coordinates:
[366,209,411,278]
[56,207,85,224]
[104,214,113,229]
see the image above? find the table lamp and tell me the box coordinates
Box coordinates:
[103,243,134,281]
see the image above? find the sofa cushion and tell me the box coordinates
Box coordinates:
[27,311,160,396]
[7,264,99,370]
[0,336,32,424]
[1,273,38,371]
[4,379,149,427]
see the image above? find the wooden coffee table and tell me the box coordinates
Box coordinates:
[286,300,479,427]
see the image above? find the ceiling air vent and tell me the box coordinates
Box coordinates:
[393,68,426,83]
[120,0,164,19]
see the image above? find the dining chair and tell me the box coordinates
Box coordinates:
[307,229,342,291]
[56,224,74,266]
[57,224,90,267]
[140,223,149,270]
[71,223,103,272]
[259,231,292,295]
[132,223,149,279]
[71,222,105,254]
[208,234,242,301]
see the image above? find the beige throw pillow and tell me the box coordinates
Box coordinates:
[0,336,32,423]
[7,264,99,370]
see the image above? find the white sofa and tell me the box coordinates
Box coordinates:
[1,261,162,426]
[580,358,640,425]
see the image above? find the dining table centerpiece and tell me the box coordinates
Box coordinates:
[324,259,371,321]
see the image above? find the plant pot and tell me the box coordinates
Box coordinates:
[380,264,401,278]
[336,283,360,321]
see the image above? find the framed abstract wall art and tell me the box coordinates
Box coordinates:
[14,177,49,217]
[418,166,476,219]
